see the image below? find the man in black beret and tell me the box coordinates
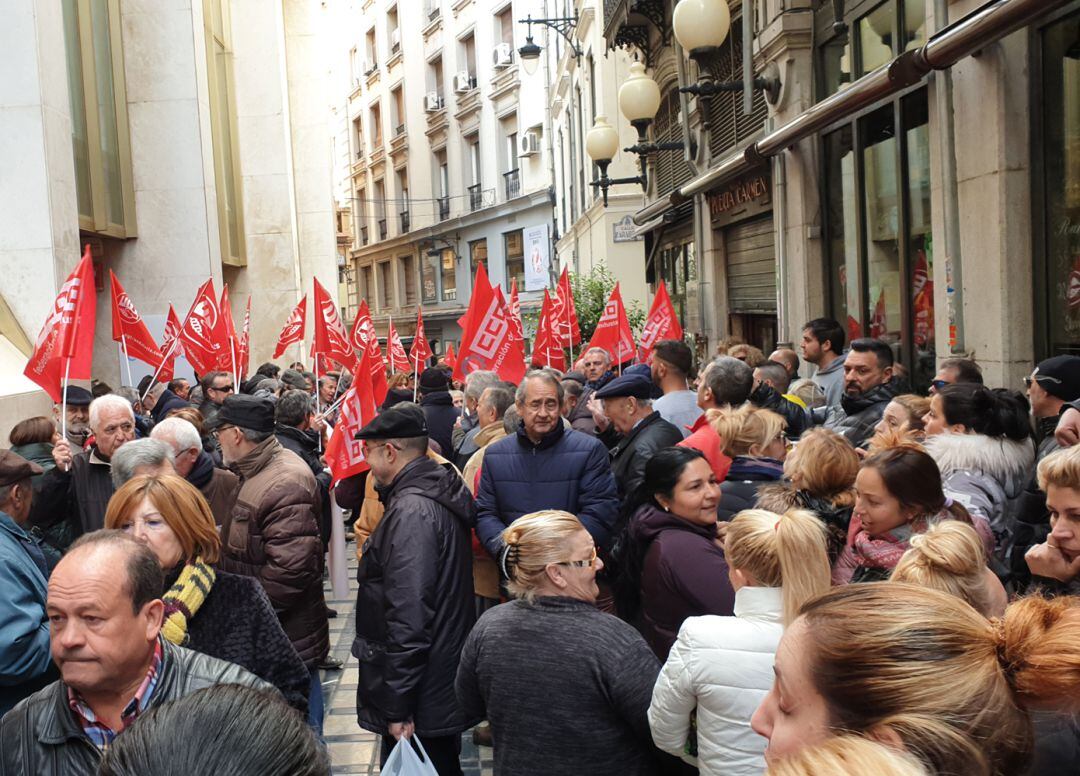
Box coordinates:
[210,395,329,732]
[417,366,457,457]
[352,402,476,773]
[595,373,683,500]
[53,386,92,449]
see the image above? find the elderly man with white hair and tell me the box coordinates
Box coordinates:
[30,394,136,551]
[151,417,239,527]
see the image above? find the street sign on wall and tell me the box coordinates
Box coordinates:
[524,224,549,291]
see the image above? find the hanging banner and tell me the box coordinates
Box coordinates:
[523,223,549,292]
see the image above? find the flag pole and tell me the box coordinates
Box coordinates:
[120,334,135,388]
[314,354,323,453]
[60,357,72,470]
[141,338,179,403]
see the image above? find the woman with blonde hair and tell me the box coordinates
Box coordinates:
[649,508,830,776]
[891,521,1008,617]
[1025,444,1080,595]
[766,736,929,776]
[105,475,309,712]
[751,584,1080,775]
[709,404,788,520]
[756,427,859,565]
[456,510,662,776]
[873,394,931,439]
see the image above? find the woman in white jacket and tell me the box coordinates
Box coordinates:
[648,508,831,776]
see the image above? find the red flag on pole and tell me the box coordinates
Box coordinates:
[637,281,684,362]
[444,343,457,370]
[386,317,409,374]
[324,349,378,486]
[349,300,388,405]
[530,289,567,371]
[179,279,225,377]
[273,296,307,359]
[24,246,97,402]
[238,296,251,377]
[312,278,357,372]
[217,284,240,374]
[453,275,527,384]
[552,267,582,347]
[109,271,165,368]
[156,304,183,383]
[409,307,433,372]
[508,278,524,341]
[587,283,635,366]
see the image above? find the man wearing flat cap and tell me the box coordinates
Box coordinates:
[53,386,93,449]
[595,374,683,500]
[211,395,329,731]
[351,402,477,774]
[0,450,57,715]
[418,366,458,457]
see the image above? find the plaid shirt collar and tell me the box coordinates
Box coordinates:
[67,639,164,750]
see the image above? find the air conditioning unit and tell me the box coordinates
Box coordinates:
[424,91,443,112]
[391,28,401,53]
[518,130,541,156]
[453,71,474,93]
[492,42,513,68]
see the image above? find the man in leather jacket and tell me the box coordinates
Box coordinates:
[0,531,270,775]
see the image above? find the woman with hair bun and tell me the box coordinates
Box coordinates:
[649,508,830,776]
[751,584,1080,776]
[924,383,1034,551]
[891,520,1008,617]
[455,510,662,776]
[765,736,929,776]
[834,446,989,584]
[709,404,788,521]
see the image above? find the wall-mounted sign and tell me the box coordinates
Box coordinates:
[613,215,642,242]
[523,224,549,291]
[708,173,772,226]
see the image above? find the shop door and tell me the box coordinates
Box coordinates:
[726,215,778,352]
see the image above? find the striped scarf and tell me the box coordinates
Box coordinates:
[161,558,215,646]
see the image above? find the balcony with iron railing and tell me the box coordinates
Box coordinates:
[359,225,368,246]
[503,169,520,200]
[399,209,410,234]
[468,183,482,212]
[438,196,450,221]
[378,218,387,240]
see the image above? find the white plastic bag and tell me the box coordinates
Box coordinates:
[381,735,440,776]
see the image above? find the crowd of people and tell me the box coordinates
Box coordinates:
[1,317,1080,775]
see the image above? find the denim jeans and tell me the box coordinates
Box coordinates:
[308,667,324,736]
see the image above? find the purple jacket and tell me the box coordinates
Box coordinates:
[628,504,735,660]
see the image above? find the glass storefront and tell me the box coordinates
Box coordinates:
[1040,7,1080,355]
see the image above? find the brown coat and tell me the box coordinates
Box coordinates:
[200,467,240,527]
[219,437,328,666]
[462,422,507,600]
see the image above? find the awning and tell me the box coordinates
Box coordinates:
[634,0,1070,225]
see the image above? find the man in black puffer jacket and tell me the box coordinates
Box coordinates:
[273,389,333,549]
[418,367,459,456]
[0,532,272,776]
[823,338,900,447]
[353,403,478,775]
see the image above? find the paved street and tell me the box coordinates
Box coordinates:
[320,541,494,775]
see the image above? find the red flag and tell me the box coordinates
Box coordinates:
[459,263,493,343]
[386,316,409,374]
[530,289,566,371]
[24,246,97,402]
[637,281,683,362]
[551,267,582,347]
[179,279,226,376]
[273,296,307,359]
[238,296,251,376]
[217,284,240,374]
[508,278,524,341]
[157,304,183,383]
[109,271,165,368]
[409,307,433,372]
[312,278,357,372]
[454,274,527,384]
[869,288,888,339]
[587,283,635,365]
[444,343,457,370]
[324,349,378,486]
[912,250,934,348]
[349,300,388,405]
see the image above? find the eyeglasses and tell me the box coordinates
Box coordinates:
[211,424,235,440]
[930,379,950,390]
[1024,374,1062,388]
[210,384,235,393]
[360,440,402,456]
[556,546,597,569]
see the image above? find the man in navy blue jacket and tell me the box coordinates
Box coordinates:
[475,369,619,557]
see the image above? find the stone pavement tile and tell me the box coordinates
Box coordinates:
[323,711,369,738]
[328,740,377,769]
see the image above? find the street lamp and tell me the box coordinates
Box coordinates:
[517,13,581,68]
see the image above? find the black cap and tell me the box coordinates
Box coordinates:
[419,367,450,393]
[380,387,414,411]
[562,371,587,385]
[60,386,93,407]
[594,374,655,400]
[206,395,276,433]
[1033,355,1080,402]
[355,402,427,440]
[0,450,43,486]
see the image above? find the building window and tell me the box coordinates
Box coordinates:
[422,252,438,303]
[352,116,364,158]
[461,32,477,79]
[441,248,457,301]
[379,261,394,310]
[504,230,524,292]
[361,263,374,302]
[203,0,245,265]
[365,28,377,70]
[496,6,514,45]
[400,254,417,305]
[1038,8,1080,355]
[470,238,488,278]
[388,6,400,56]
[371,102,383,147]
[61,0,137,238]
[823,90,933,390]
[391,86,406,137]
